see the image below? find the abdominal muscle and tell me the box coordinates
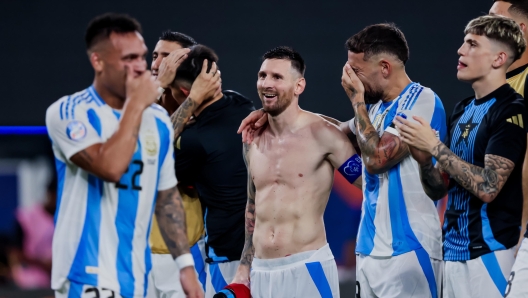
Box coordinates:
[252,177,332,259]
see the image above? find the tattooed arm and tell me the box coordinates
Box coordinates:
[418,158,449,200]
[431,142,514,203]
[232,143,256,288]
[169,60,221,139]
[155,186,190,258]
[354,102,409,174]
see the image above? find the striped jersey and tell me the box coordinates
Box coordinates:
[46,86,177,297]
[349,82,447,260]
[444,84,526,261]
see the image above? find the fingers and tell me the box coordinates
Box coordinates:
[125,65,134,82]
[255,113,268,128]
[238,110,265,133]
[412,115,428,126]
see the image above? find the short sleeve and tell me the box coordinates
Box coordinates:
[157,117,177,191]
[485,103,527,162]
[348,117,357,135]
[385,89,447,141]
[46,98,103,160]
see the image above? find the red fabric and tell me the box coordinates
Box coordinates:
[225,283,251,298]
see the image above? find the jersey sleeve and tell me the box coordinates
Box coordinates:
[386,89,447,142]
[485,102,527,162]
[348,117,357,135]
[45,98,103,160]
[157,117,178,191]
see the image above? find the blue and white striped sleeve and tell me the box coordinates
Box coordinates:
[157,116,177,191]
[46,97,103,160]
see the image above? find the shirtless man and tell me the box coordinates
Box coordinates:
[224,47,361,298]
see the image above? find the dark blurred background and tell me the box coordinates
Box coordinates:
[0,0,491,296]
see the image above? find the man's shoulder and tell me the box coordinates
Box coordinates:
[46,88,101,123]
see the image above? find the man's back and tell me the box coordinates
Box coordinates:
[46,86,176,297]
[175,90,255,261]
[248,110,341,259]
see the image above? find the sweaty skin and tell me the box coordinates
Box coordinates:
[247,111,355,259]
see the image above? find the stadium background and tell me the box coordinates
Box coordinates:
[0,0,491,296]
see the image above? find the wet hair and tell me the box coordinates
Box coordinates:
[262,46,306,76]
[465,15,526,62]
[346,23,409,65]
[85,13,142,51]
[173,44,219,85]
[159,31,197,48]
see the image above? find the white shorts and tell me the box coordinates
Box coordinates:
[147,240,207,298]
[250,243,339,298]
[444,247,515,298]
[505,238,528,298]
[204,260,240,298]
[356,248,442,298]
[55,279,123,298]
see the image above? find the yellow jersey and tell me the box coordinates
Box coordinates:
[150,185,204,254]
[507,63,528,97]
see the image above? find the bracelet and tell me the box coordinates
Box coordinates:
[175,253,195,269]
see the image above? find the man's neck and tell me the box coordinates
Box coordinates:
[93,79,125,109]
[472,71,507,99]
[381,71,413,102]
[193,92,224,117]
[508,52,528,73]
[268,100,301,136]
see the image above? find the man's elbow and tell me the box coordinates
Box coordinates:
[479,195,496,204]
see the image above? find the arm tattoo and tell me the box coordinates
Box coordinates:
[240,143,256,267]
[354,103,409,173]
[419,162,448,200]
[155,186,190,258]
[431,142,515,202]
[170,97,198,139]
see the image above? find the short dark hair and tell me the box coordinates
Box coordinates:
[346,23,410,65]
[494,0,528,18]
[159,30,197,48]
[85,13,142,51]
[262,46,306,76]
[465,15,526,62]
[173,44,219,85]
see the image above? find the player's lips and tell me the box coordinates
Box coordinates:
[457,61,467,70]
[262,93,277,101]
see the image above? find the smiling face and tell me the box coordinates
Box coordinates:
[347,51,386,103]
[457,33,498,82]
[257,58,301,116]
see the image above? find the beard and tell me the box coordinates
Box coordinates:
[261,94,293,117]
[364,87,385,104]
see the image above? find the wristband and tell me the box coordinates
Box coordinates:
[338,154,362,184]
[175,253,195,269]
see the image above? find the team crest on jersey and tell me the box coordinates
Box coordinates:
[145,131,158,156]
[66,120,87,141]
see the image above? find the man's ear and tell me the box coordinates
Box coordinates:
[294,77,306,96]
[492,51,509,69]
[90,52,104,73]
[180,86,190,97]
[380,59,392,79]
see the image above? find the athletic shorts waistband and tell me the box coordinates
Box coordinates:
[252,243,334,271]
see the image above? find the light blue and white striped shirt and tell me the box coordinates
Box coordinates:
[46,86,177,297]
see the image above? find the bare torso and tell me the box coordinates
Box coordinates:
[248,111,336,259]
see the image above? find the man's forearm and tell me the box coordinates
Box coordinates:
[171,97,199,139]
[419,161,448,200]
[155,186,190,258]
[353,102,380,157]
[431,141,514,203]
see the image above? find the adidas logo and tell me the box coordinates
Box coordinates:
[506,114,524,128]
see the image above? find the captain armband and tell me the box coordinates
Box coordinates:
[338,154,362,184]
